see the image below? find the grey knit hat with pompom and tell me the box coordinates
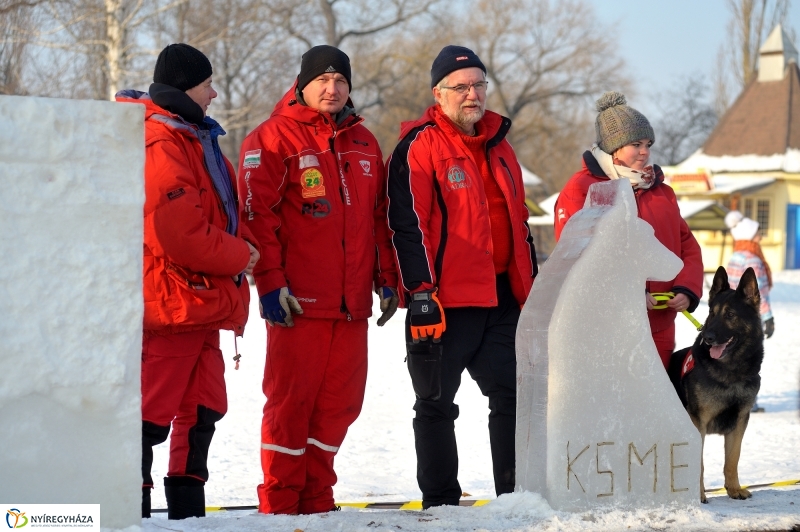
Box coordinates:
[594,91,655,154]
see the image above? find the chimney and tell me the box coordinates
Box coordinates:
[758,24,799,82]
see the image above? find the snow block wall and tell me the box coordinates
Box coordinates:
[515,179,701,511]
[0,96,144,529]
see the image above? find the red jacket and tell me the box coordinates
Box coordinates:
[554,151,704,332]
[238,83,397,320]
[116,91,254,336]
[386,105,537,308]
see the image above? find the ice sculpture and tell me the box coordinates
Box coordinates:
[515,179,701,511]
[0,96,144,529]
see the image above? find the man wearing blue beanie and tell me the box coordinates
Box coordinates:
[386,45,538,508]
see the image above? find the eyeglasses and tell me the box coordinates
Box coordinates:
[439,81,489,94]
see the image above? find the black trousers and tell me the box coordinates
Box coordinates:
[405,274,519,508]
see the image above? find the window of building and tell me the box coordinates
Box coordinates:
[743,198,753,219]
[757,199,770,238]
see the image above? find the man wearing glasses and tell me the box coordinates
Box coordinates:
[386,45,537,508]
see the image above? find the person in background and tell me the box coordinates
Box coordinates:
[238,45,398,515]
[725,210,774,412]
[386,45,537,509]
[116,43,260,520]
[554,91,703,369]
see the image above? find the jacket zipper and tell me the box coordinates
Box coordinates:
[330,129,351,320]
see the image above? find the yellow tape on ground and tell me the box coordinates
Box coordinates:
[705,479,800,494]
[399,501,423,510]
[164,482,800,514]
[769,479,800,487]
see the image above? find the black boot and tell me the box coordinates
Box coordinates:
[142,421,169,519]
[164,476,205,520]
[142,486,152,518]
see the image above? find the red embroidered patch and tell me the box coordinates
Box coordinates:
[456,56,468,61]
[681,349,694,378]
[167,188,185,200]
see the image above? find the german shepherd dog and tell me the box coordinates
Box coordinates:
[668,266,764,503]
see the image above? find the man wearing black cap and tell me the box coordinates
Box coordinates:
[116,43,260,520]
[238,45,398,515]
[386,45,538,508]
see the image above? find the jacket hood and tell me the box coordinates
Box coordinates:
[581,150,664,187]
[398,104,509,143]
[270,80,361,129]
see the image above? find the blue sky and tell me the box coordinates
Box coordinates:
[589,0,800,116]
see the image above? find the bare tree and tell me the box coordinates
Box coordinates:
[162,0,444,162]
[466,0,631,195]
[12,0,187,100]
[728,0,792,85]
[715,0,794,111]
[651,75,718,165]
[351,21,456,154]
[153,0,301,158]
[262,0,440,48]
[0,1,38,94]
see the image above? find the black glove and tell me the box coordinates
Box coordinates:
[764,317,774,339]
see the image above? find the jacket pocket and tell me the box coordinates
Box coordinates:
[498,157,517,197]
[161,263,236,327]
[406,342,442,401]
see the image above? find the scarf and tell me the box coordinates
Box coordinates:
[733,240,773,288]
[148,85,238,236]
[590,144,655,190]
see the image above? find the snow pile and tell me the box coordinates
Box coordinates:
[0,95,145,530]
[678,148,800,173]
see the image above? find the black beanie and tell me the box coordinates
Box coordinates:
[297,45,352,92]
[430,45,486,88]
[153,43,213,92]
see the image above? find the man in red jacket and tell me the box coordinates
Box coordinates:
[116,44,260,520]
[386,45,537,509]
[238,45,398,515]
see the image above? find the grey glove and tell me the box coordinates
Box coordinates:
[764,317,774,339]
[376,286,399,326]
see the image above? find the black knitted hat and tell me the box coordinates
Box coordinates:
[430,45,486,88]
[153,43,212,92]
[297,45,352,92]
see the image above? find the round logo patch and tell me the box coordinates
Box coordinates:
[446,165,470,190]
[301,168,326,198]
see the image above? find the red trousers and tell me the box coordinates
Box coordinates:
[141,329,227,484]
[258,317,368,515]
[652,322,676,370]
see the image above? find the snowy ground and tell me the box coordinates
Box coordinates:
[142,271,800,531]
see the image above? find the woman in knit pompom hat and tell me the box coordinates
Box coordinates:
[553,91,704,370]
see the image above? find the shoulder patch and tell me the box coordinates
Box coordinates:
[243,149,261,168]
[167,188,185,200]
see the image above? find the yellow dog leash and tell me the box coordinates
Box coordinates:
[650,292,703,331]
